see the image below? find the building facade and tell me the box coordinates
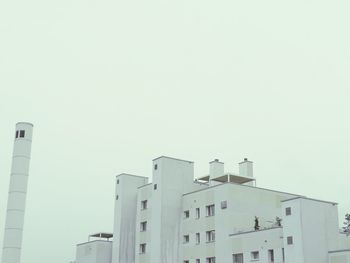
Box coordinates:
[74,156,350,263]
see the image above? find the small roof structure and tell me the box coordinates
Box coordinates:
[88,232,113,241]
[197,173,255,185]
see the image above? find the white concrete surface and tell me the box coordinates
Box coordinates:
[76,240,112,263]
[73,156,350,263]
[1,123,33,263]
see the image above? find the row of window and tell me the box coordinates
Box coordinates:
[15,130,25,139]
[139,232,216,255]
[183,203,222,220]
[183,257,215,263]
[183,249,283,263]
[183,230,215,244]
[232,249,278,263]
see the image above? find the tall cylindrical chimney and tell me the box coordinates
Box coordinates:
[1,122,33,263]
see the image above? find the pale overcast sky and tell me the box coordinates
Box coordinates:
[1,0,349,262]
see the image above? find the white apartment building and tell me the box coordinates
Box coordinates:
[74,156,350,263]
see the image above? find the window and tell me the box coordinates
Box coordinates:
[287,236,293,245]
[154,164,158,170]
[19,130,25,138]
[183,235,189,243]
[184,210,190,219]
[116,195,119,200]
[154,184,157,190]
[232,253,244,263]
[282,248,285,261]
[268,249,274,262]
[183,261,189,263]
[251,251,259,260]
[196,233,200,244]
[140,221,147,232]
[206,204,215,217]
[141,200,148,210]
[206,230,215,242]
[140,243,146,254]
[196,208,200,219]
[285,207,291,216]
[196,259,200,263]
[117,179,119,184]
[206,257,215,263]
[221,201,227,209]
[15,131,19,138]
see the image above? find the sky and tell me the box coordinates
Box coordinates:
[0,0,350,262]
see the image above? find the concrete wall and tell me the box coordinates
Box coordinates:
[150,156,194,263]
[282,197,339,263]
[329,250,350,263]
[112,174,148,263]
[181,183,298,263]
[135,183,152,263]
[76,241,112,263]
[230,227,284,263]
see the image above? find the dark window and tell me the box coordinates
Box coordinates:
[141,200,148,210]
[140,243,146,254]
[251,251,259,260]
[287,236,293,245]
[15,131,19,138]
[117,179,119,184]
[154,184,157,190]
[268,249,274,262]
[286,207,292,216]
[184,210,190,219]
[196,233,200,244]
[154,164,158,170]
[196,208,200,219]
[221,201,227,209]
[232,253,244,263]
[183,235,189,243]
[19,130,25,138]
[140,221,147,232]
[116,195,119,200]
[206,204,215,216]
[206,230,215,242]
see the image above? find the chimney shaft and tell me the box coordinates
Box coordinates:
[1,122,33,263]
[239,158,253,178]
[209,159,224,179]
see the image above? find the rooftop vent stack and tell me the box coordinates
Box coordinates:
[209,159,224,180]
[239,158,253,178]
[1,122,33,263]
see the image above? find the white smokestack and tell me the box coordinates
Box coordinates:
[209,159,224,179]
[239,158,253,178]
[1,122,33,263]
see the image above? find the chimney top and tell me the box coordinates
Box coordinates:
[244,158,248,161]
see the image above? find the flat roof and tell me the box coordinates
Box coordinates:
[183,181,303,198]
[197,174,255,184]
[89,232,113,239]
[115,173,148,179]
[138,183,152,189]
[281,196,337,205]
[211,173,255,184]
[329,249,350,254]
[229,226,282,237]
[77,240,112,247]
[16,122,34,126]
[152,156,194,163]
[197,175,210,181]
